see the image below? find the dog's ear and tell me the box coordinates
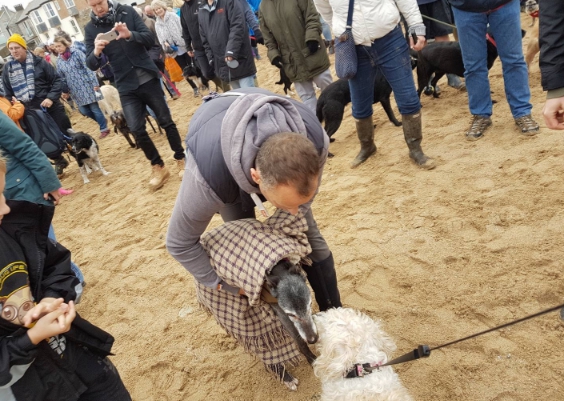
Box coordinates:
[265,274,281,290]
[288,263,307,279]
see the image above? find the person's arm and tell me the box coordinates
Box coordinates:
[225,0,246,59]
[395,0,426,49]
[118,10,156,49]
[0,113,61,194]
[313,0,333,31]
[166,162,239,293]
[199,14,214,63]
[0,331,38,387]
[180,7,194,52]
[5,100,25,123]
[85,27,103,71]
[258,9,281,63]
[299,0,322,45]
[154,20,168,49]
[239,0,259,32]
[1,67,15,100]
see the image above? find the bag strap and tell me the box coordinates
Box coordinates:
[346,0,355,29]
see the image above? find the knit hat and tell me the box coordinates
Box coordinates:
[7,34,27,49]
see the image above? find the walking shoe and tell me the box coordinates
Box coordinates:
[193,88,200,97]
[514,114,539,136]
[176,158,185,179]
[99,129,110,139]
[148,164,170,191]
[465,115,492,141]
[172,94,180,100]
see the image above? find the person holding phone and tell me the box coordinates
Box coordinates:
[84,0,186,190]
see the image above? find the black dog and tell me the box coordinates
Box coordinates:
[414,38,499,98]
[67,129,110,184]
[316,70,402,143]
[275,66,293,96]
[110,110,163,148]
[182,64,210,94]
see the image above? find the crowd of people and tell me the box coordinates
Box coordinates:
[0,0,563,398]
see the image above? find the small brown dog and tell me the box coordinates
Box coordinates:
[525,0,539,27]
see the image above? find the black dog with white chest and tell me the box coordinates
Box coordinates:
[67,129,110,184]
[182,64,210,93]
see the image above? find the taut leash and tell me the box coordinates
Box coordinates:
[381,302,564,368]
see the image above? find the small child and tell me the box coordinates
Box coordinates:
[0,154,131,400]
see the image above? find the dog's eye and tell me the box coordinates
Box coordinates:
[287,313,297,319]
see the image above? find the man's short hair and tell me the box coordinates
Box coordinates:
[255,133,321,196]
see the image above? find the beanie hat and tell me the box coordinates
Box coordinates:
[7,34,27,49]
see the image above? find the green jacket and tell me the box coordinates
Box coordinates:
[259,0,330,83]
[0,111,60,206]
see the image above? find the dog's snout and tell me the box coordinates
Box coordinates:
[307,333,319,344]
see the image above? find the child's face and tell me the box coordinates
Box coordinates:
[0,172,10,224]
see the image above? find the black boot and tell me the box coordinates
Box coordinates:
[302,253,341,311]
[402,112,436,170]
[350,116,377,168]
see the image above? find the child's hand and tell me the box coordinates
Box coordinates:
[27,301,75,345]
[22,297,63,327]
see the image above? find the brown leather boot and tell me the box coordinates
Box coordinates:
[350,116,377,168]
[149,164,170,190]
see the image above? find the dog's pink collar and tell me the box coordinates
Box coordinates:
[344,361,383,378]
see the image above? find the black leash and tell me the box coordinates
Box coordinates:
[380,302,564,368]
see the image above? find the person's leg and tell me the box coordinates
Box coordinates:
[195,50,226,90]
[89,103,109,134]
[451,7,491,117]
[348,45,377,167]
[488,0,535,121]
[47,99,72,133]
[78,104,95,120]
[312,68,333,91]
[48,225,84,303]
[300,208,341,311]
[233,75,255,89]
[319,15,332,42]
[293,79,318,113]
[140,79,185,161]
[372,26,434,168]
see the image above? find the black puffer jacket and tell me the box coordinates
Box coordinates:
[198,0,256,82]
[181,0,204,52]
[0,200,115,401]
[84,2,159,94]
[448,0,511,12]
[539,0,564,92]
[2,54,63,103]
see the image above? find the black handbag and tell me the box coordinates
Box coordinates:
[334,0,357,80]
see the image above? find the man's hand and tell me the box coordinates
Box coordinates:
[188,50,194,58]
[26,301,76,345]
[40,98,53,108]
[225,56,233,62]
[94,33,110,57]
[307,40,319,54]
[543,97,564,130]
[114,22,132,40]
[23,297,62,327]
[410,35,427,51]
[271,56,283,69]
[44,189,61,205]
[254,29,264,45]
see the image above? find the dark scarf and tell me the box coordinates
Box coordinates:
[90,0,116,26]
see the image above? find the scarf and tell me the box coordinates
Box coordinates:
[220,93,307,195]
[90,0,116,26]
[60,49,71,61]
[8,52,35,103]
[198,209,312,371]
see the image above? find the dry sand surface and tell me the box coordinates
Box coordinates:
[54,17,563,401]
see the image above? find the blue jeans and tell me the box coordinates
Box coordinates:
[230,75,255,89]
[349,25,420,119]
[452,0,532,118]
[320,16,332,41]
[79,102,108,132]
[48,225,84,303]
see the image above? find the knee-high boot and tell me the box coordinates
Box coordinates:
[351,116,377,168]
[402,112,436,170]
[302,253,342,311]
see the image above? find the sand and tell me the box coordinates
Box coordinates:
[53,17,564,401]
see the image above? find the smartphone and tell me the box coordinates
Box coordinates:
[99,30,118,42]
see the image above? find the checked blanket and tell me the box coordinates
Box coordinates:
[197,209,312,370]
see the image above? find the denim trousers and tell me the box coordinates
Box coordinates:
[48,225,84,303]
[452,0,532,118]
[230,75,256,89]
[349,25,420,119]
[79,102,108,132]
[120,78,184,166]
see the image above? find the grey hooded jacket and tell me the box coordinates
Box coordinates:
[166,88,328,290]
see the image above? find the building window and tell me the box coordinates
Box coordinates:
[43,3,57,18]
[64,0,75,7]
[54,1,60,10]
[21,21,34,37]
[30,10,43,25]
[70,19,79,34]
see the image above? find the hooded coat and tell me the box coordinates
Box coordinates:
[198,0,257,82]
[259,0,330,83]
[166,87,328,290]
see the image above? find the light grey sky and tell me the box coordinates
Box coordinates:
[0,0,33,11]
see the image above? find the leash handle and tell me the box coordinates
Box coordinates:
[380,345,430,367]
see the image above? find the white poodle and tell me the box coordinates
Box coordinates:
[313,308,413,401]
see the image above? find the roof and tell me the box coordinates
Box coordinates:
[16,0,51,23]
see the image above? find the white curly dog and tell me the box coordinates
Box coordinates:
[313,308,413,401]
